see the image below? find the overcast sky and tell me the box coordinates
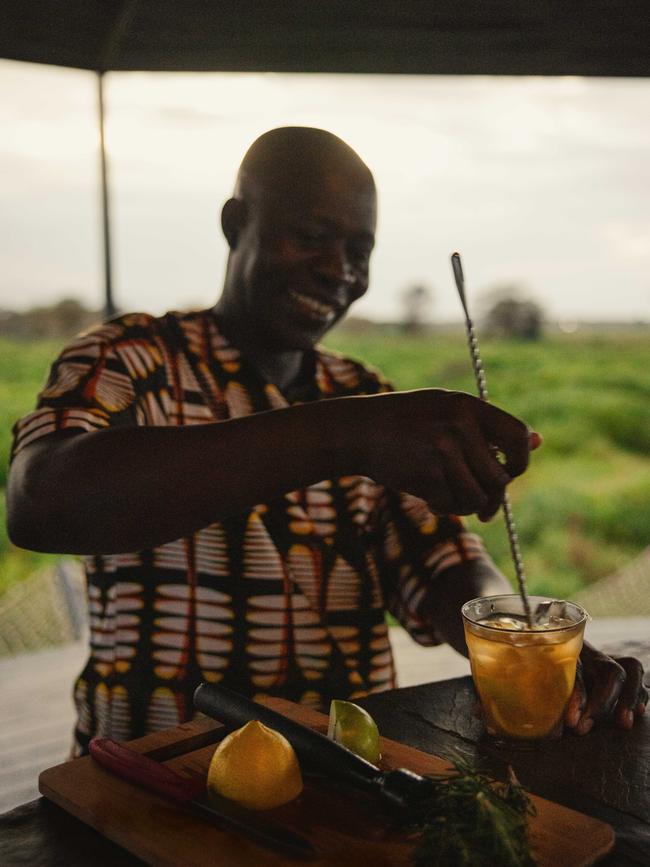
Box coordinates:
[1,59,649,323]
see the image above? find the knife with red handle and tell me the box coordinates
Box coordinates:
[89,737,316,859]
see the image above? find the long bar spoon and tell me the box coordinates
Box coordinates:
[451,251,533,628]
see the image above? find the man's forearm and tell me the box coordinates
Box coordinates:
[7,399,360,555]
[8,387,538,557]
[426,557,511,656]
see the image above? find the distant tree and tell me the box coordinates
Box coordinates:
[0,297,100,339]
[50,298,96,336]
[401,283,433,333]
[481,284,544,341]
[334,315,376,335]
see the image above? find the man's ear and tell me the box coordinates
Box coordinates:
[221,198,247,249]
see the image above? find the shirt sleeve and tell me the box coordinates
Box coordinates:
[376,489,489,646]
[11,321,149,459]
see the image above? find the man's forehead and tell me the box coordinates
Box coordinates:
[265,183,376,239]
[252,163,375,216]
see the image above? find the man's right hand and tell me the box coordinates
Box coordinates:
[354,389,541,520]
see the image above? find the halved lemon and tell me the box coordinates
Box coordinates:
[327,699,381,764]
[207,720,303,810]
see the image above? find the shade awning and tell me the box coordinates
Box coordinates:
[2,0,649,77]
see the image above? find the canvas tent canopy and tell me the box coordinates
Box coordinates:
[2,1,648,316]
[2,0,649,77]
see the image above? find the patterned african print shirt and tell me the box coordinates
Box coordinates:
[12,309,487,754]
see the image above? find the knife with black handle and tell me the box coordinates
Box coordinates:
[89,737,316,860]
[193,683,435,810]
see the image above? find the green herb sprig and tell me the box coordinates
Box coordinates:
[405,757,537,867]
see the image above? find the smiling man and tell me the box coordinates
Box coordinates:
[7,127,646,754]
[215,127,376,392]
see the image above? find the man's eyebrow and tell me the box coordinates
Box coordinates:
[305,215,375,243]
[349,229,376,248]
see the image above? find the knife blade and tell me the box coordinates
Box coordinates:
[89,737,316,860]
[144,721,229,762]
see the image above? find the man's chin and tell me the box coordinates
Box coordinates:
[266,314,340,351]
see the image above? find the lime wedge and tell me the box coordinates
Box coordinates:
[327,699,381,764]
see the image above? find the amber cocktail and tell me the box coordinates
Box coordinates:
[462,595,588,744]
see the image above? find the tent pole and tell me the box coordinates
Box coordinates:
[97,71,116,319]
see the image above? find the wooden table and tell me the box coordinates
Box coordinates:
[2,671,649,866]
[360,676,650,866]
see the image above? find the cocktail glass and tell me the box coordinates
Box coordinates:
[462,595,588,745]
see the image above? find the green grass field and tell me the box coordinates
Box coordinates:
[0,338,66,594]
[324,326,650,599]
[1,330,649,600]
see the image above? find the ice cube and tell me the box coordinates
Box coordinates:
[477,614,527,631]
[531,615,575,631]
[533,599,568,626]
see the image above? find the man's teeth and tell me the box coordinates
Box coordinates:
[289,290,336,320]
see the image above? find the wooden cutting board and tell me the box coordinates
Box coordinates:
[39,697,614,867]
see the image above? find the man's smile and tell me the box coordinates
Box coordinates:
[287,288,340,324]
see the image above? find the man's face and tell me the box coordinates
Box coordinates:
[231,169,376,351]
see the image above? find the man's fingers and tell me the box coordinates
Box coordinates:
[572,650,648,734]
[434,435,491,515]
[458,442,510,517]
[365,390,540,517]
[565,685,587,729]
[575,655,624,732]
[476,402,535,479]
[565,661,587,729]
[437,415,537,520]
[613,657,648,729]
[477,492,503,523]
[576,655,627,735]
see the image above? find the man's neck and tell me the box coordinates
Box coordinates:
[213,304,306,394]
[246,345,305,394]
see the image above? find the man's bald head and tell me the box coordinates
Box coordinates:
[234,126,375,203]
[217,127,377,362]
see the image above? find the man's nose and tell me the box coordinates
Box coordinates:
[314,241,355,287]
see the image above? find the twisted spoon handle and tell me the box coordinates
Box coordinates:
[451,252,533,627]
